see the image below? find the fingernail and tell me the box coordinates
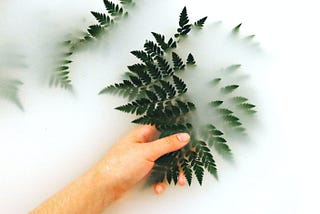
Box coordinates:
[177,133,190,143]
[154,183,166,194]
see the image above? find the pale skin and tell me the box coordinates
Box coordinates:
[30,125,189,214]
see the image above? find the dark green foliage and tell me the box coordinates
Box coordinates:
[173,75,187,94]
[151,32,177,52]
[221,84,239,94]
[172,52,185,70]
[103,0,124,17]
[131,50,153,64]
[100,7,257,187]
[196,140,218,179]
[210,100,223,107]
[120,0,134,6]
[90,11,111,26]
[180,158,193,185]
[52,0,133,89]
[232,23,242,34]
[156,56,173,76]
[226,64,241,72]
[144,41,164,57]
[186,53,196,65]
[231,96,248,103]
[203,125,232,159]
[88,25,105,38]
[194,16,208,28]
[0,78,24,110]
[175,7,192,37]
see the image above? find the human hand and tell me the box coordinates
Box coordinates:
[95,125,190,198]
[30,125,189,214]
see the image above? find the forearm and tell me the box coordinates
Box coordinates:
[30,166,115,214]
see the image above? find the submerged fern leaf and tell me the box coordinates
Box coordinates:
[103,0,124,17]
[100,6,257,188]
[91,11,109,26]
[186,53,196,65]
[194,16,208,28]
[172,52,185,70]
[176,6,192,37]
[0,78,24,110]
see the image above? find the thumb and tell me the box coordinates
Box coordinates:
[143,133,190,162]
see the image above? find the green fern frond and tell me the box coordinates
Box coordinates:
[52,0,134,89]
[88,25,105,38]
[226,64,241,72]
[144,41,163,57]
[156,56,173,76]
[180,158,193,185]
[0,78,24,110]
[211,77,222,85]
[151,32,177,51]
[196,140,218,179]
[120,0,134,6]
[173,75,187,94]
[232,23,242,34]
[221,84,239,94]
[100,7,257,187]
[194,16,208,28]
[131,50,153,64]
[103,0,124,17]
[186,53,196,65]
[90,11,112,26]
[175,6,192,37]
[210,100,223,107]
[191,154,205,185]
[172,52,185,70]
[231,96,248,103]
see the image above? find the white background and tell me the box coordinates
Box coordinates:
[1,0,319,213]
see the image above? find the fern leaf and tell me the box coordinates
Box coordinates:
[98,80,134,98]
[146,90,158,101]
[192,157,204,185]
[88,25,104,38]
[194,16,207,28]
[146,63,161,80]
[186,53,196,65]
[173,75,187,94]
[131,50,153,64]
[120,0,133,6]
[211,77,222,85]
[151,32,177,51]
[103,0,124,17]
[210,100,223,107]
[238,103,255,109]
[172,52,185,70]
[129,74,143,86]
[159,80,176,98]
[135,70,152,84]
[216,108,233,115]
[0,78,24,110]
[156,56,173,76]
[91,11,110,26]
[214,142,232,159]
[179,6,189,27]
[232,23,242,34]
[176,7,192,37]
[153,85,167,100]
[221,85,239,94]
[196,141,218,179]
[180,159,193,185]
[231,96,248,103]
[144,41,163,57]
[127,63,146,73]
[226,64,241,72]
